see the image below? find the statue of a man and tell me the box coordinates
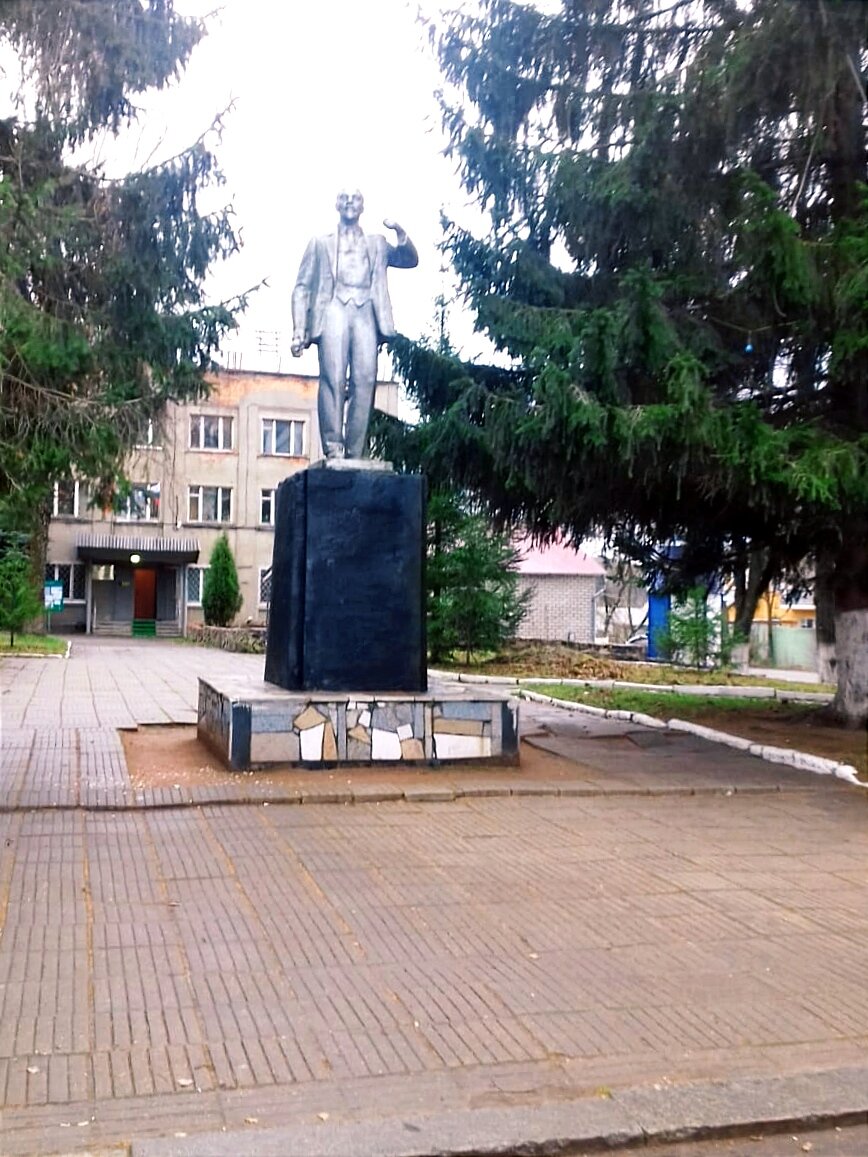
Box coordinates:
[290,189,418,460]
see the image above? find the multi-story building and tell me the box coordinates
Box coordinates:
[45,369,398,635]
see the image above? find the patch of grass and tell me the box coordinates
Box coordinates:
[0,633,67,655]
[523,683,791,717]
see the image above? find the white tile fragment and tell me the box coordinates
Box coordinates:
[371,728,402,760]
[300,722,325,760]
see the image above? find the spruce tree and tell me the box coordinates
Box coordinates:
[386,0,868,724]
[0,545,42,646]
[0,2,241,545]
[202,535,242,628]
[427,491,528,664]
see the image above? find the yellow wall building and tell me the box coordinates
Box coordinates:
[726,589,816,630]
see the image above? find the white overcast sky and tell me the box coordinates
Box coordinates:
[133,0,471,372]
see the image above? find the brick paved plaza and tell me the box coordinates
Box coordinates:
[1,640,867,1155]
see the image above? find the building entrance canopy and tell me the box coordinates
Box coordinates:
[76,534,200,565]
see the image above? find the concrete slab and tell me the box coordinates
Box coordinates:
[132,1068,868,1157]
[133,1099,638,1156]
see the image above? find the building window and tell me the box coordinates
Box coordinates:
[261,418,304,457]
[190,413,234,451]
[117,483,160,521]
[44,563,86,603]
[259,566,272,608]
[134,418,162,449]
[800,618,815,629]
[260,489,276,525]
[186,565,209,606]
[53,480,85,518]
[187,485,232,523]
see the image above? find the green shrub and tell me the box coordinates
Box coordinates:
[0,548,42,646]
[201,534,242,627]
[654,586,716,667]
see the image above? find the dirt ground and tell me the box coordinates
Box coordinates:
[120,724,578,791]
[446,641,829,690]
[120,704,865,791]
[654,702,867,777]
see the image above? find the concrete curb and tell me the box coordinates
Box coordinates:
[0,776,799,818]
[132,1066,868,1157]
[431,668,834,703]
[519,687,864,788]
[0,640,71,659]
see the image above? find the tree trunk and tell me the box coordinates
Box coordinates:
[832,609,868,728]
[830,524,868,726]
[814,552,837,685]
[821,27,866,724]
[730,640,750,674]
[28,503,51,637]
[732,547,774,641]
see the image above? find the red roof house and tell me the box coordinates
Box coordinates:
[514,539,605,642]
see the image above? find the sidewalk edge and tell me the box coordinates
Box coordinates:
[130,1065,868,1157]
[519,687,864,788]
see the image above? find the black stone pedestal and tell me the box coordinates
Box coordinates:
[264,466,426,692]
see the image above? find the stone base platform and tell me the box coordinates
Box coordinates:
[197,675,519,771]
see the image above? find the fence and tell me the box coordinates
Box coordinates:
[749,624,817,670]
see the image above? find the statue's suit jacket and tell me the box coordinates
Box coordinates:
[291,231,418,347]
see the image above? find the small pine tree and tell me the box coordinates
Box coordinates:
[656,586,718,668]
[427,491,529,664]
[201,534,242,627]
[0,547,42,646]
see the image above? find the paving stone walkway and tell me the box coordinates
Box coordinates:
[1,639,867,1156]
[1,639,847,809]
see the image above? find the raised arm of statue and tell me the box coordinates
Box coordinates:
[383,219,419,270]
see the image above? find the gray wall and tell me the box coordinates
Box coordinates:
[92,568,134,622]
[515,575,597,643]
[156,569,178,620]
[750,624,817,670]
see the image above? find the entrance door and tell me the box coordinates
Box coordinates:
[133,567,157,619]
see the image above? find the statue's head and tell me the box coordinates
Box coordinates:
[336,188,364,225]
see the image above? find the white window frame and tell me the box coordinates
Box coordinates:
[135,418,163,449]
[186,565,209,607]
[260,488,276,526]
[258,566,272,608]
[261,417,305,457]
[117,483,160,522]
[189,413,234,451]
[53,479,84,518]
[44,562,86,603]
[187,485,232,524]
